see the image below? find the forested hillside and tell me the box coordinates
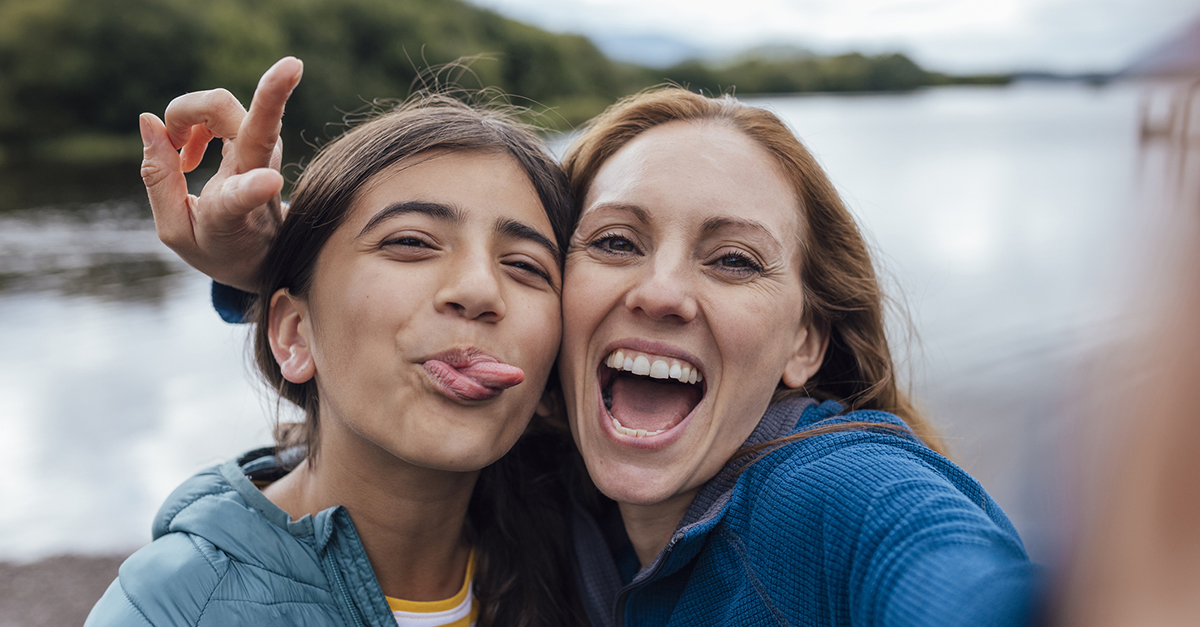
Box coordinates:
[0,0,635,161]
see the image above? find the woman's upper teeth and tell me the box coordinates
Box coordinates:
[604,349,702,384]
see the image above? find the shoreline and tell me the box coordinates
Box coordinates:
[0,552,133,627]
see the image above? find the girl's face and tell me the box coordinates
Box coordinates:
[270,150,563,472]
[560,121,827,507]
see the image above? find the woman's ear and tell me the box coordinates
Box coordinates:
[268,288,315,384]
[782,323,828,389]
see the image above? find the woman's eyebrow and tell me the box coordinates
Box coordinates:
[700,216,784,251]
[357,201,462,238]
[583,203,651,225]
[496,218,560,259]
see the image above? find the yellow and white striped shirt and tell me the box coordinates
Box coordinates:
[386,553,478,627]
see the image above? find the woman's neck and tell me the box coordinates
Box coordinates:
[618,488,698,568]
[263,421,479,602]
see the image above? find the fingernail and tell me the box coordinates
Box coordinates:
[139,114,154,148]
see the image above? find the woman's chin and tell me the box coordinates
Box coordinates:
[585,457,693,508]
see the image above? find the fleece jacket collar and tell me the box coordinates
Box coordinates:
[572,397,817,627]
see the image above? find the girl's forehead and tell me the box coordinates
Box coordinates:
[345,151,549,230]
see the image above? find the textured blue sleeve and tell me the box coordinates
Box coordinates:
[751,435,1042,627]
[211,282,254,324]
[841,451,1040,626]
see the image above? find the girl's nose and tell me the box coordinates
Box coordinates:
[434,252,506,321]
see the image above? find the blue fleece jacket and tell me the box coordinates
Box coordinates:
[571,398,1041,627]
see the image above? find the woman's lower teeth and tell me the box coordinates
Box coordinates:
[611,417,665,437]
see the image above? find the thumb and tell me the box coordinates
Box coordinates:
[140,113,194,247]
[212,167,284,220]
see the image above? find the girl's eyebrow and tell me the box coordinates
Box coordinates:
[357,201,461,238]
[496,218,559,260]
[357,200,558,259]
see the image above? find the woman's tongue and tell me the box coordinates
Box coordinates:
[608,375,698,432]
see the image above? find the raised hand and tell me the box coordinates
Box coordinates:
[138,57,303,292]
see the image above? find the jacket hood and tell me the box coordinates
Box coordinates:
[148,448,335,589]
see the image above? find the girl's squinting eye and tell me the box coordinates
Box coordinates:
[505,259,553,284]
[589,233,639,255]
[381,235,432,248]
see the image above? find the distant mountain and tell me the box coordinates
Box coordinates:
[730,43,817,63]
[1124,17,1200,78]
[589,33,713,68]
[590,35,820,69]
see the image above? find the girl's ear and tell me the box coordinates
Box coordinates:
[268,289,315,384]
[781,323,828,389]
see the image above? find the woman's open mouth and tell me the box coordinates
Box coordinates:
[598,348,705,441]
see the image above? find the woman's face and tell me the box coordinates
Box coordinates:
[271,150,563,472]
[560,121,826,507]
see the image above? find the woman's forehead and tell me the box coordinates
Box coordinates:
[582,121,799,233]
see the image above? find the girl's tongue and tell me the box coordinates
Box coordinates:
[607,375,701,432]
[425,360,524,401]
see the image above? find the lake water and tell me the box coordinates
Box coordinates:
[0,82,1178,564]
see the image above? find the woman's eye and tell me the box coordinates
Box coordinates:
[590,234,639,255]
[714,252,763,273]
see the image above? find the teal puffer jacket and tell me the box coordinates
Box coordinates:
[85,449,398,626]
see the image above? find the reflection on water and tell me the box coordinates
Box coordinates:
[0,200,275,561]
[0,253,179,301]
[0,82,1165,563]
[0,207,181,302]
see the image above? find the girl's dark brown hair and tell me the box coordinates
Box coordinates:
[251,93,584,626]
[562,86,948,458]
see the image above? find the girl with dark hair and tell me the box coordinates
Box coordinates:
[87,60,585,627]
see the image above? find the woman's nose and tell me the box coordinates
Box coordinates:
[623,252,698,323]
[434,253,506,321]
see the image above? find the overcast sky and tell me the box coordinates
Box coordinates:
[469,0,1198,74]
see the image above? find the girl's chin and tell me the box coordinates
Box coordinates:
[381,428,521,472]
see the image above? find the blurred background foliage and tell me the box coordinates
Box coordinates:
[0,0,1006,166]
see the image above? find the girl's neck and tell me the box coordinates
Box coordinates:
[618,488,698,568]
[263,420,479,602]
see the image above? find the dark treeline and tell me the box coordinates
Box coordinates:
[0,0,1007,166]
[663,52,1010,96]
[0,0,628,164]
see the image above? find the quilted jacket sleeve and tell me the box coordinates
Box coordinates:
[84,532,228,627]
